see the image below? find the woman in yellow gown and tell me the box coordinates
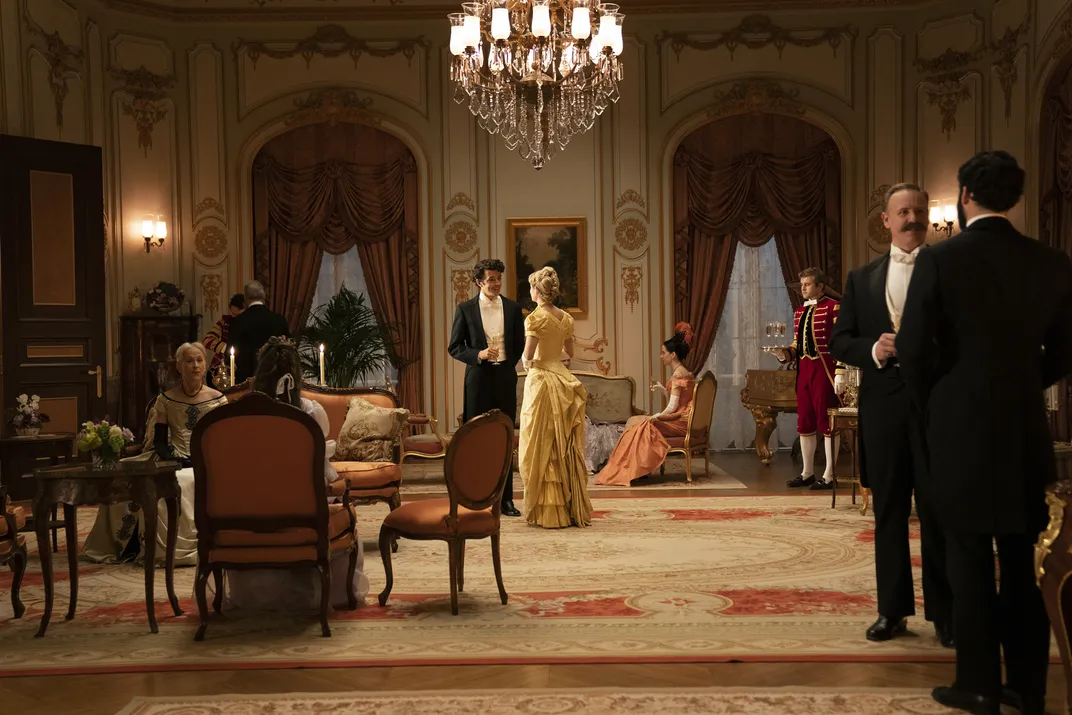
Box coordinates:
[519,267,593,529]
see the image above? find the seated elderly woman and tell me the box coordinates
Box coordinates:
[83,342,226,566]
[208,337,370,611]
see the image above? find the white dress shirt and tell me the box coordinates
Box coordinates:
[872,244,920,368]
[478,292,504,363]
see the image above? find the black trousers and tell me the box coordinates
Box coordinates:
[463,362,518,503]
[945,530,1050,710]
[863,391,952,623]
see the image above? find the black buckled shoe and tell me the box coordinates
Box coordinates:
[931,686,1000,715]
[865,615,907,641]
[809,479,833,490]
[787,475,815,488]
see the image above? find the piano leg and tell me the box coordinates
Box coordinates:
[747,405,777,464]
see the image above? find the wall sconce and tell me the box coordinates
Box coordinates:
[141,215,166,252]
[929,200,956,237]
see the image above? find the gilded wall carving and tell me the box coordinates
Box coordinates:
[232,25,428,68]
[194,225,228,259]
[709,79,806,118]
[194,197,225,220]
[284,88,379,127]
[657,15,856,60]
[614,218,648,252]
[621,267,642,313]
[445,220,478,254]
[924,77,973,139]
[23,13,83,131]
[446,192,476,212]
[990,18,1030,124]
[452,269,472,306]
[615,190,645,210]
[111,65,177,155]
[866,184,892,247]
[200,274,222,316]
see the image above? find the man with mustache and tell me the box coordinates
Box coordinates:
[898,151,1072,715]
[829,183,953,646]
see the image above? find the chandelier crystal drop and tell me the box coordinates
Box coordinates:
[448,0,625,170]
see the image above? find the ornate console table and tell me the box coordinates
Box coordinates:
[740,369,797,464]
[1035,477,1072,712]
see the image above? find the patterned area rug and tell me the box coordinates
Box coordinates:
[114,688,960,715]
[1,496,956,676]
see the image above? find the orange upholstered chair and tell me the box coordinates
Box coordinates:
[660,371,718,483]
[190,393,360,640]
[0,486,28,619]
[378,410,513,615]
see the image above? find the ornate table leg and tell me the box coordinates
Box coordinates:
[747,405,776,464]
[139,484,160,634]
[165,495,182,616]
[34,493,54,638]
[64,504,78,621]
[860,488,870,516]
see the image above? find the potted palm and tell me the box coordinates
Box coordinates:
[298,287,407,387]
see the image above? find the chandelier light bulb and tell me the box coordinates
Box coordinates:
[448,13,467,55]
[571,1,591,39]
[141,219,154,239]
[491,7,511,40]
[942,202,957,224]
[531,1,552,38]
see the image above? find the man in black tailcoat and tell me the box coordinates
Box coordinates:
[230,280,290,383]
[898,150,1072,715]
[830,183,953,648]
[448,258,525,516]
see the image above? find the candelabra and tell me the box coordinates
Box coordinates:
[929,200,956,237]
[448,0,625,169]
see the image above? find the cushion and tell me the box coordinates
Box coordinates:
[404,434,447,455]
[382,497,498,537]
[0,506,27,536]
[335,397,409,462]
[214,503,357,548]
[209,531,354,564]
[331,462,402,491]
[0,533,26,555]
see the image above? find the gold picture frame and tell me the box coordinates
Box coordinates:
[505,216,587,318]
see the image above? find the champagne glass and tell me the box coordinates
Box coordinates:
[765,322,773,347]
[488,332,502,362]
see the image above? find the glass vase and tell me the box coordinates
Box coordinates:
[92,451,119,470]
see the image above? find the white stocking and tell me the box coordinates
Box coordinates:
[821,434,841,483]
[800,434,817,478]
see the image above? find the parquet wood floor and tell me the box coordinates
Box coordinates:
[2,450,1068,715]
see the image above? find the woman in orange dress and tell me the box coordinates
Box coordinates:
[594,323,696,486]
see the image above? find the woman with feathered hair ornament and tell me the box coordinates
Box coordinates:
[595,322,697,486]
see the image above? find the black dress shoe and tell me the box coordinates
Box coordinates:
[1001,686,1045,715]
[787,475,816,488]
[931,686,1000,715]
[501,500,521,517]
[934,622,955,648]
[809,479,833,490]
[865,615,907,641]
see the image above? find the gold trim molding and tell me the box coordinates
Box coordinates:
[1036,490,1068,586]
[615,218,648,252]
[110,65,177,155]
[200,274,222,317]
[622,267,642,313]
[615,190,645,210]
[657,15,856,60]
[284,88,380,128]
[446,192,476,212]
[445,220,478,254]
[194,197,225,219]
[23,12,84,132]
[195,225,228,259]
[232,25,429,68]
[709,79,806,119]
[451,269,472,306]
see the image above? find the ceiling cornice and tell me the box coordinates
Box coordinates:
[102,0,924,23]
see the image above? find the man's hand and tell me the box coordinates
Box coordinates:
[874,333,897,361]
[834,374,845,394]
[772,347,792,364]
[478,347,499,361]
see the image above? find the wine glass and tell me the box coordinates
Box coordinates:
[764,322,773,347]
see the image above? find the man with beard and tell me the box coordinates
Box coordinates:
[898,151,1072,715]
[829,183,953,646]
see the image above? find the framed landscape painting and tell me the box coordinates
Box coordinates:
[505,217,587,318]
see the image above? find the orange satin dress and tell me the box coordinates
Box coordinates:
[594,374,695,486]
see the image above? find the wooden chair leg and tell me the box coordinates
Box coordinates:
[448,539,460,615]
[316,559,331,637]
[685,453,692,484]
[211,566,224,614]
[491,533,508,605]
[387,492,402,553]
[377,527,396,607]
[9,544,27,619]
[346,543,358,610]
[194,566,210,641]
[50,504,58,553]
[704,448,711,478]
[457,540,466,592]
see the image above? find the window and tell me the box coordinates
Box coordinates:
[703,240,796,452]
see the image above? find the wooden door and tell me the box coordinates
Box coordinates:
[0,135,106,437]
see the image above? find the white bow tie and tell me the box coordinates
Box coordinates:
[804,299,818,306]
[891,251,917,265]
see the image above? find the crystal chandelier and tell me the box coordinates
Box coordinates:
[448,0,625,170]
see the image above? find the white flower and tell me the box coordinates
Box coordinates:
[17,394,28,404]
[108,425,122,438]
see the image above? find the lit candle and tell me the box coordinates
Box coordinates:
[229,347,235,386]
[319,344,326,386]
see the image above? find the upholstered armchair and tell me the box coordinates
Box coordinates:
[659,371,718,483]
[1,486,29,619]
[378,410,513,615]
[190,393,360,640]
[402,413,449,460]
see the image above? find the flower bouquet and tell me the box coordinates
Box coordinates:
[6,394,50,437]
[77,420,134,470]
[146,281,185,314]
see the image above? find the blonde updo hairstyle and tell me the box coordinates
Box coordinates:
[528,266,561,304]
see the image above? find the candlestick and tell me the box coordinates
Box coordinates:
[319,344,326,386]
[229,347,235,386]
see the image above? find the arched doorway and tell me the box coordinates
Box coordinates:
[1039,55,1072,441]
[250,121,422,412]
[671,112,841,452]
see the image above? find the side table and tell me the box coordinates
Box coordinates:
[32,460,184,637]
[0,433,77,551]
[828,408,869,515]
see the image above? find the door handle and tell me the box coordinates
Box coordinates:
[87,365,102,398]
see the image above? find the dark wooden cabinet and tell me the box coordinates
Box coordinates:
[119,315,199,441]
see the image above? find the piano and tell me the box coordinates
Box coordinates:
[740,368,797,464]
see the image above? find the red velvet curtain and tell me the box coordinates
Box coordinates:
[252,122,423,412]
[672,114,841,373]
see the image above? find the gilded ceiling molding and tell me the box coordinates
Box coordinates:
[614,218,647,251]
[445,220,478,254]
[23,13,84,132]
[990,17,1031,125]
[615,189,645,210]
[232,25,429,68]
[656,15,856,61]
[446,192,476,212]
[110,65,177,155]
[200,274,222,317]
[284,88,380,127]
[708,79,807,119]
[621,266,643,313]
[451,269,473,306]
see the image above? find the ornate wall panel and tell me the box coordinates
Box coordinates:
[916,14,984,61]
[614,253,649,406]
[23,4,85,143]
[440,47,477,223]
[867,29,903,192]
[917,72,983,227]
[612,38,648,222]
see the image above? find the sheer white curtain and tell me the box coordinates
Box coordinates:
[704,240,796,452]
[310,246,398,387]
